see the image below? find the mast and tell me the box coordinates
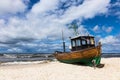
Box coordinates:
[62,30,65,52]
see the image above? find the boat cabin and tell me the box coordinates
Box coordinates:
[70,36,95,51]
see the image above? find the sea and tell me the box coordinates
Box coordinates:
[0,53,54,62]
[0,53,120,63]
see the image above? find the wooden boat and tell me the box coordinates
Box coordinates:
[54,35,102,66]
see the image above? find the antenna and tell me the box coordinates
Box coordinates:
[62,29,65,52]
[62,29,64,42]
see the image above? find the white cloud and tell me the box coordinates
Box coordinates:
[0,0,27,16]
[58,0,110,23]
[0,0,110,42]
[107,0,120,19]
[99,35,120,53]
[115,11,120,19]
[111,0,120,7]
[0,19,5,27]
[78,25,89,35]
[92,25,113,33]
[16,42,38,47]
[106,27,113,33]
[102,26,113,33]
[7,47,23,52]
[0,0,111,52]
[93,25,101,33]
[99,35,119,44]
[31,0,58,14]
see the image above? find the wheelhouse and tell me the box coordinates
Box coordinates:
[71,36,95,51]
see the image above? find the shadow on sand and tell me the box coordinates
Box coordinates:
[71,62,105,68]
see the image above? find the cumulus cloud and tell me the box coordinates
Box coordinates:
[7,48,23,53]
[93,25,101,33]
[31,0,59,14]
[0,0,111,52]
[78,25,89,35]
[58,0,110,23]
[0,0,27,16]
[0,19,5,27]
[92,25,113,33]
[107,0,120,19]
[102,26,113,33]
[99,35,119,44]
[99,35,120,53]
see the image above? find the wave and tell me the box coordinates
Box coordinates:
[3,54,17,58]
[1,60,49,66]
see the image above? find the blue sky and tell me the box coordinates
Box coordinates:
[0,0,120,53]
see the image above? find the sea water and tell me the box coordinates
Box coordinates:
[0,53,120,62]
[0,53,54,62]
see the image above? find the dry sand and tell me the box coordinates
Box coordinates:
[0,58,120,80]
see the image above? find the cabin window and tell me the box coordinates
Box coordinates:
[82,40,86,45]
[76,39,81,46]
[90,38,94,45]
[72,40,76,47]
[87,39,90,44]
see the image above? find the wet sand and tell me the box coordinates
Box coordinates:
[0,58,120,80]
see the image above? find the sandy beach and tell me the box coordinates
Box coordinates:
[0,58,120,80]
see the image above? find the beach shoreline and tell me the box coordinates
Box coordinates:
[0,58,120,80]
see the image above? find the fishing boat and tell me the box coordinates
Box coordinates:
[54,35,102,66]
